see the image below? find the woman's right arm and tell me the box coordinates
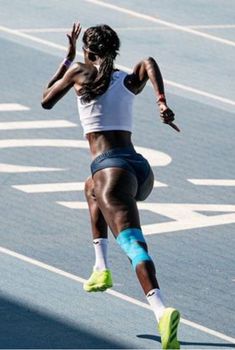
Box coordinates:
[124,57,180,132]
[124,57,164,97]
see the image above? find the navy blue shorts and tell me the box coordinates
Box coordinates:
[90,146,151,186]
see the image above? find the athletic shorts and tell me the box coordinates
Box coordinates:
[90,146,151,186]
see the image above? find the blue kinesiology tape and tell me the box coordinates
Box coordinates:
[116,228,152,269]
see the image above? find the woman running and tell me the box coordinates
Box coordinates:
[42,22,180,349]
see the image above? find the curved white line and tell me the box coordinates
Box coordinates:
[0,139,172,167]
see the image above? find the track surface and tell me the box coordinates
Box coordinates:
[0,1,235,348]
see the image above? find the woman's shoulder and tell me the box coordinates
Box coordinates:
[74,61,97,74]
[73,62,98,85]
[111,69,128,82]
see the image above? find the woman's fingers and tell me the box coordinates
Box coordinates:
[75,23,81,38]
[168,122,180,132]
[69,22,81,40]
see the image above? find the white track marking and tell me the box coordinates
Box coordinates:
[0,139,171,167]
[58,201,88,209]
[0,139,88,149]
[0,245,234,344]
[0,164,65,173]
[84,0,235,47]
[157,80,235,106]
[154,180,167,187]
[18,27,72,33]
[13,182,85,193]
[188,179,235,186]
[189,24,235,29]
[12,180,167,193]
[135,146,171,167]
[0,120,77,130]
[56,201,235,235]
[0,25,67,51]
[0,103,30,111]
[0,25,235,107]
[140,203,235,235]
[63,201,88,209]
[17,24,235,33]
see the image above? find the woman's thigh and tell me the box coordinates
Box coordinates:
[93,167,141,236]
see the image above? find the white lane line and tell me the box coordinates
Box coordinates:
[16,24,235,33]
[17,26,164,32]
[84,0,235,47]
[189,24,235,29]
[0,120,77,130]
[12,180,167,193]
[157,79,235,107]
[0,164,65,173]
[18,27,72,33]
[188,179,235,186]
[0,103,30,111]
[0,25,67,51]
[1,25,235,107]
[0,245,234,344]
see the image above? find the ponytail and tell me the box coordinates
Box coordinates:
[80,55,114,103]
[80,24,120,104]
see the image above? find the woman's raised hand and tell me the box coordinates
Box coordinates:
[66,22,82,61]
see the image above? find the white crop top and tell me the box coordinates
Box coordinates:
[77,70,135,136]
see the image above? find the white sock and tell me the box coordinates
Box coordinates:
[93,238,109,271]
[146,288,166,323]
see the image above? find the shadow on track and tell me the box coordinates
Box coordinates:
[137,334,235,348]
[0,295,129,349]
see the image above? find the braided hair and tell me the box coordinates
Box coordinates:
[79,24,120,103]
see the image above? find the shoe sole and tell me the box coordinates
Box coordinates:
[83,283,113,292]
[160,308,180,349]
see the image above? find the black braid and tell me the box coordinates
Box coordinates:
[80,24,120,103]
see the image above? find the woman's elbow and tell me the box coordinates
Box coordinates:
[144,57,156,65]
[41,99,53,110]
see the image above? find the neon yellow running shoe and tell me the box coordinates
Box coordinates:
[158,307,180,349]
[83,269,113,292]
